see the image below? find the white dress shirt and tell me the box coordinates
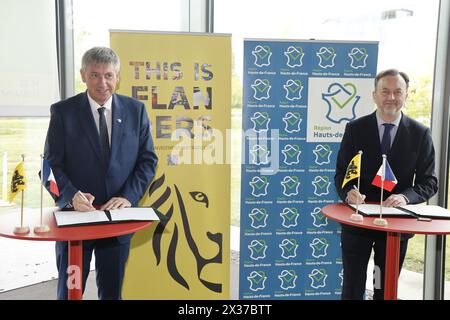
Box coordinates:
[87,92,112,145]
[375,111,402,148]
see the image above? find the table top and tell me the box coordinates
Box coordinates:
[322,203,450,235]
[0,207,154,242]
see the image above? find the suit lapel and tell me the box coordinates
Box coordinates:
[77,93,104,163]
[110,94,125,169]
[368,112,382,154]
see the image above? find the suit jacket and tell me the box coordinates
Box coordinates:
[44,92,158,241]
[334,111,438,238]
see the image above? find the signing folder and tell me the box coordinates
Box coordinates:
[54,207,159,227]
[348,203,450,219]
[400,205,450,219]
[348,204,410,216]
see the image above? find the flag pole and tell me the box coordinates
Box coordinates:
[14,154,30,234]
[350,150,363,222]
[34,154,49,233]
[374,154,388,226]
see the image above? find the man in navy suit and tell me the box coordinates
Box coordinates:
[44,47,158,300]
[334,69,437,300]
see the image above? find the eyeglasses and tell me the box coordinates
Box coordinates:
[378,89,406,97]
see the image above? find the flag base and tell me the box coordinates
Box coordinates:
[350,213,363,222]
[373,218,388,226]
[34,225,50,233]
[13,226,30,234]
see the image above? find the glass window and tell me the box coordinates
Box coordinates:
[73,0,189,93]
[0,0,57,208]
[0,1,194,295]
[1,0,189,209]
[215,0,440,299]
[0,0,59,117]
[0,118,53,209]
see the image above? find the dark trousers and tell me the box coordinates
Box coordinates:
[55,237,131,300]
[341,229,408,300]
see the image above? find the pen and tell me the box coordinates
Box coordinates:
[78,190,90,203]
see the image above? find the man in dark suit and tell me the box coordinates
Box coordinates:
[334,69,437,300]
[44,47,158,300]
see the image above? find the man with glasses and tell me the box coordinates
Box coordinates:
[334,69,438,300]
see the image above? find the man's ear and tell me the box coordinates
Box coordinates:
[115,73,120,91]
[80,70,86,83]
[372,90,376,101]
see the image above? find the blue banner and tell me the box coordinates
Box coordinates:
[239,39,378,299]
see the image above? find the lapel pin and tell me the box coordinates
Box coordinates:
[117,119,122,123]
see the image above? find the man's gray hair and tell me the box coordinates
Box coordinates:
[81,47,120,73]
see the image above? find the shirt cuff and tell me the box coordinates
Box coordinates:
[399,194,410,204]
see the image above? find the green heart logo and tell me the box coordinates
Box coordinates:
[331,83,357,109]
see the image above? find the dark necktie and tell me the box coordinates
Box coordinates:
[97,107,110,162]
[381,123,394,155]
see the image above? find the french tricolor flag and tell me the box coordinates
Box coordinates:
[371,159,398,192]
[42,158,60,196]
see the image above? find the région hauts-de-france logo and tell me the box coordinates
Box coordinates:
[249,208,268,229]
[310,238,329,258]
[312,144,332,165]
[312,175,331,196]
[247,271,267,291]
[284,46,304,68]
[251,79,272,101]
[283,79,303,101]
[280,207,300,228]
[250,111,271,133]
[348,47,368,69]
[309,269,328,289]
[282,144,301,165]
[252,45,272,67]
[279,270,298,290]
[316,47,336,69]
[322,82,360,124]
[282,112,302,133]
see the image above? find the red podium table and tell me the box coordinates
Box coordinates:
[322,203,450,300]
[0,208,153,300]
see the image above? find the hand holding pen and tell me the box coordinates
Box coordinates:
[346,185,366,205]
[72,190,96,212]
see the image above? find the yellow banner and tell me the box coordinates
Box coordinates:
[111,31,231,299]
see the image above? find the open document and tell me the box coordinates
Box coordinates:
[400,205,450,219]
[347,204,410,216]
[54,207,160,227]
[348,203,450,219]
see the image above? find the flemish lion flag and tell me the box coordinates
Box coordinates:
[8,161,27,202]
[341,153,361,188]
